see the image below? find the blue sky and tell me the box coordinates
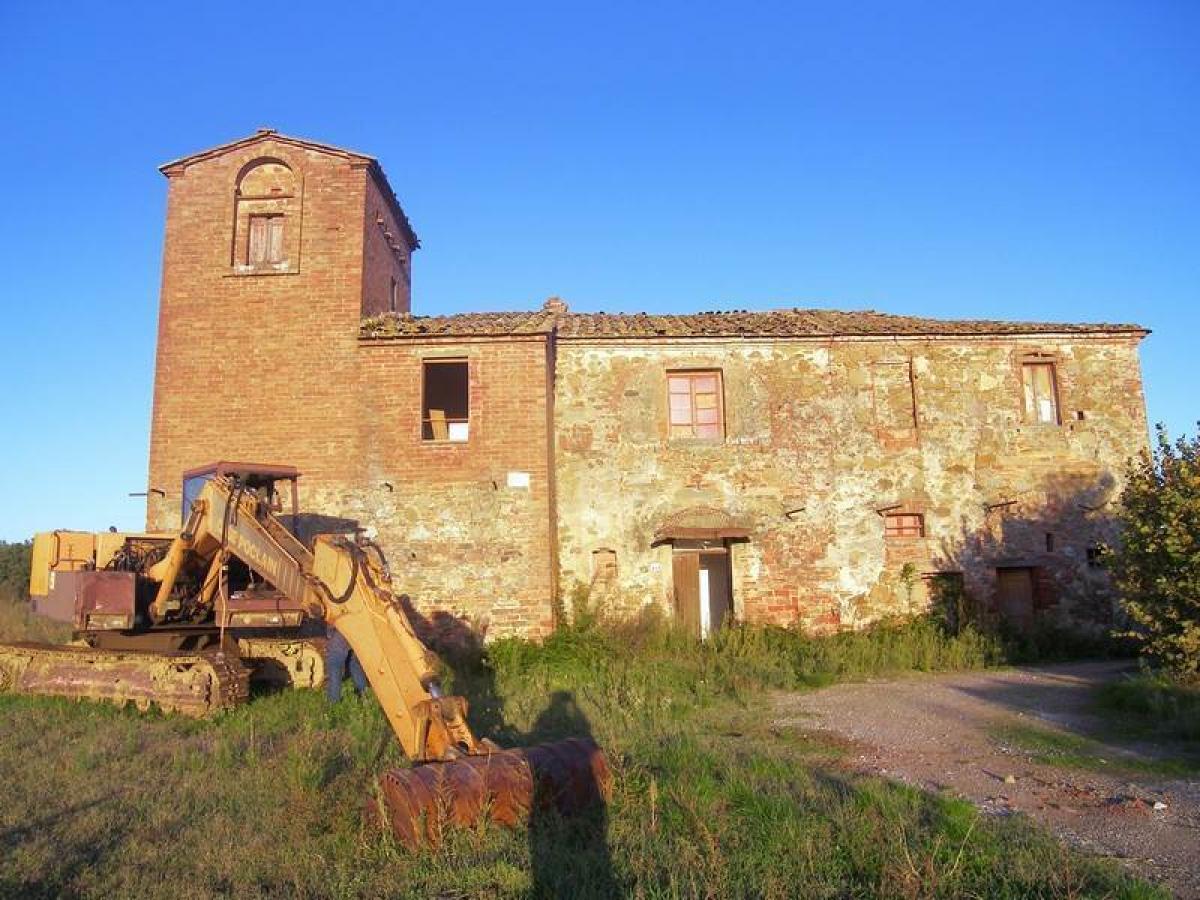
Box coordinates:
[0,1,1195,540]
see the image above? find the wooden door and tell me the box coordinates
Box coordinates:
[672,552,700,638]
[997,568,1034,632]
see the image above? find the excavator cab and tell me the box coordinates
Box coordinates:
[181,461,300,532]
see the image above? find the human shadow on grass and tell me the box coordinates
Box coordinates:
[399,598,619,898]
[523,690,617,900]
[0,796,127,900]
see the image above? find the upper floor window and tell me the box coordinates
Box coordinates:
[1022,361,1059,424]
[233,158,297,273]
[422,359,469,442]
[248,215,285,266]
[668,371,724,441]
[389,276,399,313]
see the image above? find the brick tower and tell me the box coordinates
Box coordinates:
[146,129,418,530]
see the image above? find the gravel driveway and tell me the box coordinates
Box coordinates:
[774,662,1200,898]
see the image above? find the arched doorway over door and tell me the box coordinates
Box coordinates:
[654,507,750,639]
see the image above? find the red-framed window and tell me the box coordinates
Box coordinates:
[668,371,724,440]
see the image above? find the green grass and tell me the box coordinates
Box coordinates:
[989,720,1200,779]
[0,594,1165,898]
[1094,671,1200,742]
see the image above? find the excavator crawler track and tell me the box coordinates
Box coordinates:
[237,636,326,689]
[0,641,250,716]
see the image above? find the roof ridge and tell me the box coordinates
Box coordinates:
[159,128,375,173]
[360,306,1148,340]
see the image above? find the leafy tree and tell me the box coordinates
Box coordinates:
[0,540,32,595]
[1111,425,1200,682]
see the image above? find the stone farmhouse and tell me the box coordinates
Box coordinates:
[147,130,1151,639]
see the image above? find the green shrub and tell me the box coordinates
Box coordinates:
[0,539,32,594]
[1110,424,1200,682]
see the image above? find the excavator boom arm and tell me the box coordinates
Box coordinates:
[151,476,479,761]
[129,474,608,847]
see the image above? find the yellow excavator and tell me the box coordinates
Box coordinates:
[0,466,609,846]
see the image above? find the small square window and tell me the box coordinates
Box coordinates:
[422,360,469,442]
[885,513,925,538]
[1022,362,1060,425]
[667,371,724,440]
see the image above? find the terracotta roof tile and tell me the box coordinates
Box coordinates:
[556,309,1146,338]
[361,307,1146,340]
[361,310,558,338]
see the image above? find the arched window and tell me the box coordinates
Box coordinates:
[233,158,299,273]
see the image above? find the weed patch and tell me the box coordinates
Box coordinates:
[0,591,1163,897]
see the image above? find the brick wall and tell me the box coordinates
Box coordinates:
[352,335,557,637]
[148,138,370,532]
[360,173,412,316]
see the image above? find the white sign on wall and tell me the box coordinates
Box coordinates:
[507,471,531,489]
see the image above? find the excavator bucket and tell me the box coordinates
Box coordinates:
[377,738,611,848]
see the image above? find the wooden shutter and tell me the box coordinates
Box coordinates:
[672,552,700,638]
[248,217,267,265]
[267,217,285,263]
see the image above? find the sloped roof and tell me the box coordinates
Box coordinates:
[360,307,1147,340]
[159,128,374,171]
[361,310,559,338]
[159,129,418,249]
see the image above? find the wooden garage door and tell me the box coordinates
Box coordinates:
[997,567,1035,632]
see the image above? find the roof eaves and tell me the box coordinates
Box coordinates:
[364,159,420,250]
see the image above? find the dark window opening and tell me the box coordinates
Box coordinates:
[389,277,399,313]
[248,214,285,266]
[884,513,925,538]
[1045,532,1055,552]
[422,360,469,441]
[1087,546,1105,569]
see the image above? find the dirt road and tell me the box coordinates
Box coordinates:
[774,662,1200,898]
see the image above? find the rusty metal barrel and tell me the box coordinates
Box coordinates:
[377,738,611,848]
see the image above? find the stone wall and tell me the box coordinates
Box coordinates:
[552,335,1149,631]
[360,173,413,317]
